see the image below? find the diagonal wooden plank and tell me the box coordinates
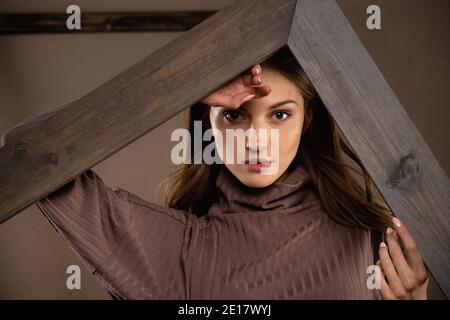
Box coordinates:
[288,0,449,297]
[0,0,297,224]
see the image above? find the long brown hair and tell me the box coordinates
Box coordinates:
[161,46,393,232]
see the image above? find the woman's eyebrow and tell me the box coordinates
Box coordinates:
[239,99,298,111]
[268,99,298,110]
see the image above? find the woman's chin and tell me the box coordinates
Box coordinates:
[236,171,281,189]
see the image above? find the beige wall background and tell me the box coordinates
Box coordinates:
[0,0,448,299]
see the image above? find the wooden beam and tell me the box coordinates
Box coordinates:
[0,1,296,221]
[287,0,449,297]
[0,11,217,34]
[0,0,448,298]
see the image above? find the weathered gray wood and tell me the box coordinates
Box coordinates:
[0,0,296,222]
[288,0,449,297]
[0,11,217,34]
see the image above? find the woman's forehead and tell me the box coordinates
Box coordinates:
[262,70,301,97]
[244,87,303,112]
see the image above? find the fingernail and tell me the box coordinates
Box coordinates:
[393,217,401,228]
[380,242,387,248]
[243,94,255,102]
[386,227,393,234]
[257,76,262,84]
[256,66,261,75]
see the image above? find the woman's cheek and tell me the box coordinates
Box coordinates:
[278,121,302,162]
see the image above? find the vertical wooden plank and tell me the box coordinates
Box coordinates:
[288,0,449,297]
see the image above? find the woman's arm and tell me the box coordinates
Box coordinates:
[1,102,189,282]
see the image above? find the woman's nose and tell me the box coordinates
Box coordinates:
[245,125,270,151]
[246,138,258,152]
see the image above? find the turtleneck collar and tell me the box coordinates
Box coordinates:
[208,161,321,215]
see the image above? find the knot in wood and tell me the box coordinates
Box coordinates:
[49,152,59,165]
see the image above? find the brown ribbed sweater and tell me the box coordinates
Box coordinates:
[2,103,382,300]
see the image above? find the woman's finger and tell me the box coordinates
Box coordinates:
[240,73,262,87]
[379,242,408,299]
[206,92,248,109]
[392,217,428,283]
[240,65,262,86]
[376,260,396,300]
[385,227,415,290]
[251,64,262,76]
[240,73,272,96]
[206,84,270,109]
[238,78,272,98]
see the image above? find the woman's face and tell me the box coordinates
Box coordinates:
[209,66,305,188]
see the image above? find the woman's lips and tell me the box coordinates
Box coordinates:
[244,160,273,172]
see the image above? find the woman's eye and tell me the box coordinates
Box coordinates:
[223,110,243,122]
[272,111,291,121]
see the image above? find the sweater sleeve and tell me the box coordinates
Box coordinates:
[1,101,132,274]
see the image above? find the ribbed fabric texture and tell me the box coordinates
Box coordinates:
[2,104,382,300]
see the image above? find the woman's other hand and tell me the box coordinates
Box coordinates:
[200,64,271,109]
[377,217,429,299]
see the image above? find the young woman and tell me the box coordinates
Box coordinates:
[2,46,428,300]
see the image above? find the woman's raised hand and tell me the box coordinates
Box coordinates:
[200,64,271,109]
[377,217,429,299]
